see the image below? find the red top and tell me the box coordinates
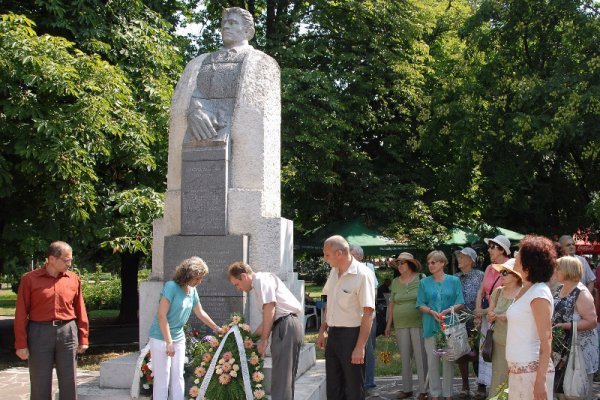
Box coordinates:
[14,266,89,349]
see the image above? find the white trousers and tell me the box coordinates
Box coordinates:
[150,337,186,400]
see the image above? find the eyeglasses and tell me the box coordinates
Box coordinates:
[488,243,502,250]
[500,270,513,276]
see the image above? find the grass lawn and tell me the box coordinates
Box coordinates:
[0,289,16,316]
[87,309,119,319]
[304,282,324,299]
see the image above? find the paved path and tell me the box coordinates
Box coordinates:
[0,367,98,400]
[1,367,598,400]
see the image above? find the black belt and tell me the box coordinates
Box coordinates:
[31,319,75,327]
[272,313,297,329]
[328,326,360,331]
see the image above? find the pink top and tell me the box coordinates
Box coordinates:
[482,265,502,301]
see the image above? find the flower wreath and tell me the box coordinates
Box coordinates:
[186,314,265,400]
[139,314,265,399]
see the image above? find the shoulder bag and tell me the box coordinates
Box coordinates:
[480,288,501,362]
[563,320,589,399]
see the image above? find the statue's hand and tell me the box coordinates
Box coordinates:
[187,99,220,140]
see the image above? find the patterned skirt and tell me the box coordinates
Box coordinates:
[507,360,554,400]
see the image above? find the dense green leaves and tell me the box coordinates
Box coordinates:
[2,0,599,285]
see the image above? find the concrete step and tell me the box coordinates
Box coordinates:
[295,359,326,400]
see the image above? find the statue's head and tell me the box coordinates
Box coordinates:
[221,7,255,48]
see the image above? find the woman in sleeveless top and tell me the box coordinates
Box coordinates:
[486,259,521,397]
[506,235,555,400]
[552,256,598,399]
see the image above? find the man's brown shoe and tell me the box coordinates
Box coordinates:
[398,392,413,399]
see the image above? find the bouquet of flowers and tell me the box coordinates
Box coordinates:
[377,337,393,364]
[433,321,449,357]
[551,325,570,368]
[186,314,265,400]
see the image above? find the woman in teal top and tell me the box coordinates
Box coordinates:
[148,257,222,400]
[416,250,465,400]
[385,253,428,400]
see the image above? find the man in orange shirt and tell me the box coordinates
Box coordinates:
[14,241,89,400]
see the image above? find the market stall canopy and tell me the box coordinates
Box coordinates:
[295,219,412,256]
[446,226,525,247]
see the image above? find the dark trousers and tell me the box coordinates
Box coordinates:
[325,327,365,400]
[271,314,304,400]
[28,321,78,400]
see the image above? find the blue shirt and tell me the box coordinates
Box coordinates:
[148,280,199,342]
[416,274,464,338]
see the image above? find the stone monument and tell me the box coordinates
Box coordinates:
[141,6,302,345]
[93,9,314,397]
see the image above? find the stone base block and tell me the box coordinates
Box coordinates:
[139,281,164,350]
[99,352,140,389]
[163,234,248,327]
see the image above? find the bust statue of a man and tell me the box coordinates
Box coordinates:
[185,7,256,144]
[166,6,280,236]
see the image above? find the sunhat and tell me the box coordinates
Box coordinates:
[491,258,521,280]
[484,235,511,256]
[394,252,422,272]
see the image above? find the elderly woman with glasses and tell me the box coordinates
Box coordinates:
[385,253,428,400]
[473,235,511,399]
[455,248,484,398]
[417,250,464,400]
[487,258,522,396]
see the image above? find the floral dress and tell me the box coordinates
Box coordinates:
[552,283,599,393]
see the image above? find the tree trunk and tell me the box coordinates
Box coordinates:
[117,251,141,323]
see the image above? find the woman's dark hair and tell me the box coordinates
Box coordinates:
[518,235,556,283]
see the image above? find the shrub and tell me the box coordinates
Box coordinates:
[81,267,121,311]
[295,257,330,286]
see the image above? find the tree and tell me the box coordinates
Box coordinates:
[423,0,600,236]
[100,188,164,322]
[0,2,182,321]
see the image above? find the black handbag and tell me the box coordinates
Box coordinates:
[481,322,494,362]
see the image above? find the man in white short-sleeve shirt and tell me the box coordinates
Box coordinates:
[317,235,375,400]
[228,261,303,400]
